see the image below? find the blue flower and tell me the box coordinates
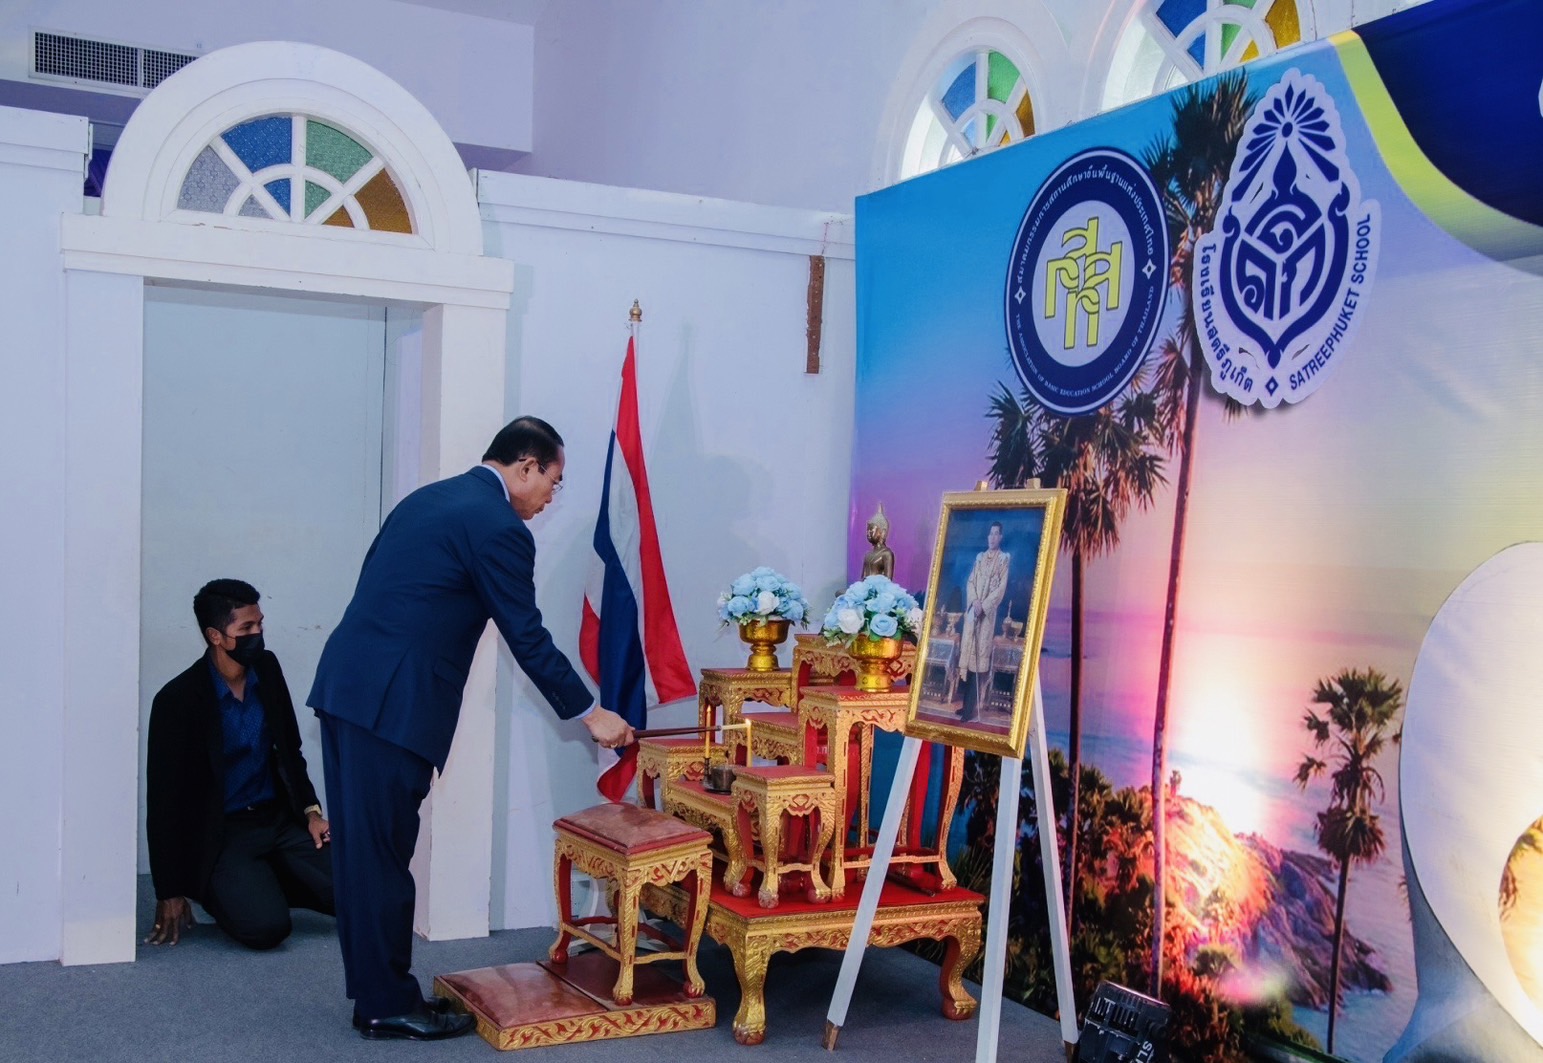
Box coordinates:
[727,595,753,618]
[871,591,896,613]
[732,574,756,596]
[869,613,898,638]
[784,600,805,622]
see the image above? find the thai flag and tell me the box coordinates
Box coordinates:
[580,336,696,801]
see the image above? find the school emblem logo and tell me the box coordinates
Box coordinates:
[1004,149,1170,416]
[1194,70,1380,408]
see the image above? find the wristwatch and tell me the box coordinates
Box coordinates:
[303,804,322,818]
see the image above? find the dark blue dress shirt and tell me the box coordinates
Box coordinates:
[210,658,277,813]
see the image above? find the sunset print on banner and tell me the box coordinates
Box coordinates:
[850,1,1543,1059]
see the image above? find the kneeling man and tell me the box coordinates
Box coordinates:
[146,578,335,949]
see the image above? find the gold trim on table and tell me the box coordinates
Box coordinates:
[642,882,982,1045]
[550,831,712,1007]
[792,632,916,688]
[731,768,838,907]
[795,686,911,898]
[637,738,714,810]
[663,779,752,897]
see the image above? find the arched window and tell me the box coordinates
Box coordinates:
[901,48,1036,179]
[176,113,413,233]
[1103,0,1306,111]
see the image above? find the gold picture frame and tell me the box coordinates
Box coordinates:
[904,487,1066,759]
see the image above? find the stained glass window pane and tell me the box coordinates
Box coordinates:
[305,180,331,218]
[941,65,975,120]
[901,47,1036,180]
[1157,0,1206,37]
[306,121,371,184]
[986,51,1019,103]
[264,179,291,216]
[222,116,291,173]
[177,146,239,212]
[355,169,412,234]
[175,112,413,234]
[1015,92,1035,138]
[1266,1,1301,43]
[1105,0,1304,111]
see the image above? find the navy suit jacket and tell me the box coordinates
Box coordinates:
[308,467,593,770]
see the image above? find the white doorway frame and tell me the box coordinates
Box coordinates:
[56,41,513,964]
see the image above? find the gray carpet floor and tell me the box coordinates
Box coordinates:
[0,876,1066,1062]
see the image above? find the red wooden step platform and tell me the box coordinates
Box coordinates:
[435,950,715,1051]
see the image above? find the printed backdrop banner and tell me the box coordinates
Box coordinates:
[850,1,1543,1060]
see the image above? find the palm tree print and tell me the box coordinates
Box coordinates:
[1294,667,1404,1054]
[1142,69,1257,995]
[986,378,1165,937]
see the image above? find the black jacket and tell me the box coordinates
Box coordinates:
[145,650,322,902]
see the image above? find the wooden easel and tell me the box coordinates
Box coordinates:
[823,676,1079,1060]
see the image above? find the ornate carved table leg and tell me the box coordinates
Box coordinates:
[752,800,786,909]
[682,851,712,998]
[611,867,643,1006]
[549,843,574,963]
[806,802,836,902]
[938,919,983,1021]
[731,937,773,1045]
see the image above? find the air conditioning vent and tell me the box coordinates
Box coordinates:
[143,48,196,88]
[32,31,198,94]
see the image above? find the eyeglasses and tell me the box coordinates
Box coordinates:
[538,463,564,493]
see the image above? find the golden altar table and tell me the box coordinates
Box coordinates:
[640,638,978,1045]
[642,877,982,1045]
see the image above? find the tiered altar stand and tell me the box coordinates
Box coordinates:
[438,635,984,1049]
[643,635,985,1045]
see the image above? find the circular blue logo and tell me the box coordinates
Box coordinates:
[1004,148,1170,415]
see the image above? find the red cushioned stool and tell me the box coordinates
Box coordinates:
[549,803,713,1006]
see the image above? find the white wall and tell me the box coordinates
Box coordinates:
[0,103,85,964]
[0,0,534,154]
[519,0,1426,212]
[476,172,856,928]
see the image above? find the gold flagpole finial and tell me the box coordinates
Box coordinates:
[629,300,643,322]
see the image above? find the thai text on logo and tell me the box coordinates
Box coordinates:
[1194,70,1380,408]
[1004,149,1170,416]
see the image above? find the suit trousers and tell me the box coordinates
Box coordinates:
[318,710,436,1020]
[204,802,334,950]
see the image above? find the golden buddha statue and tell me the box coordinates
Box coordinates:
[860,503,896,579]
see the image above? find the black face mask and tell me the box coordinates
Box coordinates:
[226,632,265,667]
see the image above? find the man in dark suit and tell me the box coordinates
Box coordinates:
[309,415,633,1041]
[145,579,335,950]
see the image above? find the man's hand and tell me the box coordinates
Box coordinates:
[583,706,635,750]
[307,811,331,849]
[145,897,195,946]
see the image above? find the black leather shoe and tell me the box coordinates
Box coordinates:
[352,996,455,1030]
[356,1002,473,1040]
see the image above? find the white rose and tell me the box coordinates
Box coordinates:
[837,608,863,635]
[907,608,924,630]
[756,589,779,614]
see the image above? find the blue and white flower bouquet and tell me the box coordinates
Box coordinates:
[819,575,924,645]
[717,567,809,627]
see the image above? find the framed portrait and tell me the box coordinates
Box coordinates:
[904,487,1066,759]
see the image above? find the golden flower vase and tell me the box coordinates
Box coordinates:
[850,634,903,692]
[739,618,791,672]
